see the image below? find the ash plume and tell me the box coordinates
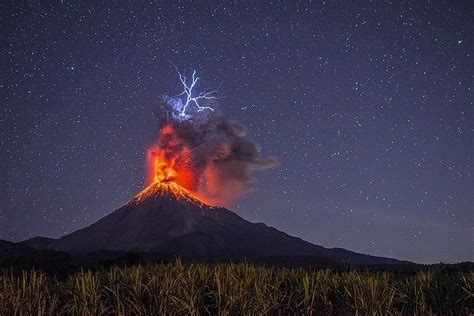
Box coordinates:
[149,106,277,207]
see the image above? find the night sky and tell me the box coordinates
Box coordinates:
[1,1,472,263]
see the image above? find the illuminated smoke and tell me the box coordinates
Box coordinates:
[147,114,277,207]
[146,68,277,207]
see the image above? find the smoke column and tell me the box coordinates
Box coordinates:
[146,68,277,207]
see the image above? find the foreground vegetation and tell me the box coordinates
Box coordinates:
[0,260,472,315]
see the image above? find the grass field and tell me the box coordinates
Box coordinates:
[1,259,472,315]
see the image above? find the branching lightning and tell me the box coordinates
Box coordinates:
[164,64,221,121]
[175,69,220,116]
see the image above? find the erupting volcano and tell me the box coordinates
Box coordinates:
[22,68,406,266]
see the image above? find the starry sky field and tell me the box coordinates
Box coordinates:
[1,1,472,263]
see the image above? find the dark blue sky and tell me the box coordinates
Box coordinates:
[1,1,472,263]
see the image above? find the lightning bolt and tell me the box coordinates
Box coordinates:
[172,66,220,117]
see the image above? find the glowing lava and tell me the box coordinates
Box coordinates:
[142,123,213,205]
[133,181,211,207]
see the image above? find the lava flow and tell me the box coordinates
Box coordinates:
[139,123,213,205]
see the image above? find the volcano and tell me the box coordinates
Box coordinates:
[23,182,406,266]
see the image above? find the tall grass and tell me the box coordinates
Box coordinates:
[64,269,108,315]
[0,260,472,315]
[0,270,59,315]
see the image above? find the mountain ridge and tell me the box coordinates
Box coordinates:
[22,182,409,266]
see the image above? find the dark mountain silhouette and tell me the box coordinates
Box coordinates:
[0,240,72,275]
[22,182,408,266]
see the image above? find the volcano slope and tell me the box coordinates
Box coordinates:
[23,182,407,266]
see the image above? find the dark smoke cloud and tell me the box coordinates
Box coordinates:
[155,107,277,206]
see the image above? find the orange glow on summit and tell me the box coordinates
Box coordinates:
[144,123,213,205]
